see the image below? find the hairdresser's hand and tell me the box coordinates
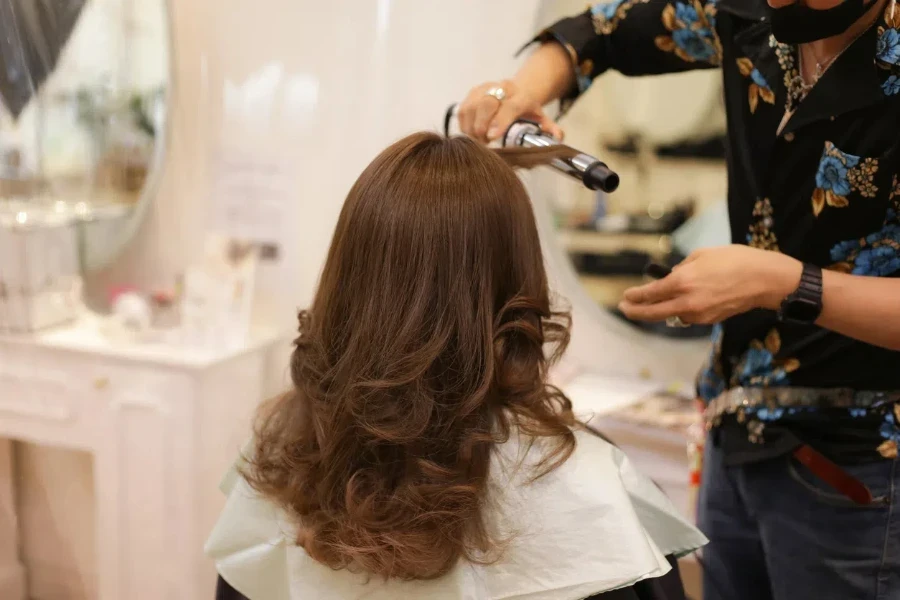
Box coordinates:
[618,245,802,325]
[458,80,564,144]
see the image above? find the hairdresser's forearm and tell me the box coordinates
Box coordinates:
[759,258,900,350]
[817,271,900,351]
[511,42,576,107]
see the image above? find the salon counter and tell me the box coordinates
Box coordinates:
[0,318,286,600]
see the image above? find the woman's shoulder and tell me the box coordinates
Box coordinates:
[492,426,624,486]
[207,430,705,600]
[491,426,705,555]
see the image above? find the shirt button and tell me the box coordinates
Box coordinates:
[784,132,795,142]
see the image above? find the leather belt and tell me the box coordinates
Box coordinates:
[793,444,874,505]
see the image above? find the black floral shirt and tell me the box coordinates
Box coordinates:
[537,0,900,463]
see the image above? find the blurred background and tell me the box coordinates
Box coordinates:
[0,1,727,598]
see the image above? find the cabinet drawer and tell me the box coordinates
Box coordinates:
[0,350,99,450]
[0,345,189,450]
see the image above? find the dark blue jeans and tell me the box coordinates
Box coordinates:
[698,436,900,600]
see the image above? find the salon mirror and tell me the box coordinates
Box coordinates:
[533,0,730,341]
[0,0,171,271]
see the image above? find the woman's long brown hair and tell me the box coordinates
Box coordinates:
[243,133,577,581]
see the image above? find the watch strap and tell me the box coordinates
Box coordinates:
[794,263,823,305]
[778,263,823,323]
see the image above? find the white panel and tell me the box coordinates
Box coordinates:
[14,445,96,600]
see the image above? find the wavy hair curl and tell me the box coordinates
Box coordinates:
[244,133,577,580]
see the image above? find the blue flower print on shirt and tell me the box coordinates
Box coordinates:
[830,220,900,276]
[812,142,879,217]
[591,0,627,20]
[697,323,725,402]
[854,244,900,276]
[750,68,768,88]
[877,405,900,458]
[754,407,786,422]
[830,238,861,262]
[869,223,900,244]
[732,329,800,388]
[736,58,775,113]
[883,75,900,96]
[849,407,869,418]
[674,2,699,23]
[816,152,858,197]
[672,28,718,62]
[738,347,790,386]
[654,1,722,65]
[591,0,649,35]
[877,27,900,66]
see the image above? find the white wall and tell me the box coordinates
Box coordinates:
[93,0,706,382]
[98,0,543,323]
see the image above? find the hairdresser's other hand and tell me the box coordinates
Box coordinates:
[458,80,564,144]
[618,245,802,325]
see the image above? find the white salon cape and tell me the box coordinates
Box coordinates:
[205,430,707,600]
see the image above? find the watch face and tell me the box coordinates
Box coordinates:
[784,297,820,323]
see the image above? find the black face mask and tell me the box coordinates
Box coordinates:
[769,0,874,44]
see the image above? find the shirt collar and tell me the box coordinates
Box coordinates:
[724,0,898,133]
[781,23,885,134]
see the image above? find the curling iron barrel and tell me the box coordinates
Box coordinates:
[443,103,620,193]
[502,120,619,193]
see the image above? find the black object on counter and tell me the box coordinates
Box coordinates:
[643,263,673,279]
[578,202,695,235]
[606,135,727,161]
[657,136,727,160]
[571,251,654,277]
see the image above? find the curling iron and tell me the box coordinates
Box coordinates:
[443,103,620,193]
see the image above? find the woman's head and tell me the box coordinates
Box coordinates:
[245,132,576,580]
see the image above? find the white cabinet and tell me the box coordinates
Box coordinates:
[0,319,284,600]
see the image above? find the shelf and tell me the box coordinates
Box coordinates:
[558,229,672,256]
[577,274,645,307]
